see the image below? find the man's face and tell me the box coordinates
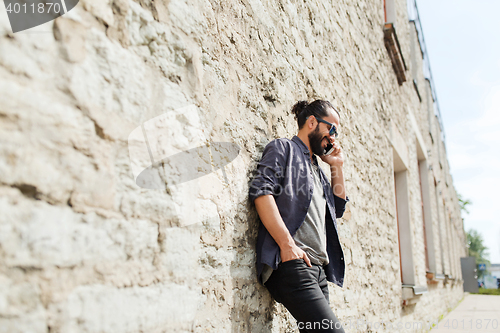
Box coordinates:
[308,111,340,156]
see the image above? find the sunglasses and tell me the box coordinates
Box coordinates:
[313,116,338,139]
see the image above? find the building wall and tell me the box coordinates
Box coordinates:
[0,0,465,332]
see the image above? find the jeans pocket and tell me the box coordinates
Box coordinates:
[279,258,304,267]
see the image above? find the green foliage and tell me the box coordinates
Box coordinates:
[467,229,490,279]
[458,192,489,279]
[457,193,472,215]
[474,288,500,295]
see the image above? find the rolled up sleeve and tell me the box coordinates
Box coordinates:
[248,140,287,203]
[334,195,349,218]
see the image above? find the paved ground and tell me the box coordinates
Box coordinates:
[430,294,500,332]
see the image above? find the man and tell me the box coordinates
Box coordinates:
[249,100,348,332]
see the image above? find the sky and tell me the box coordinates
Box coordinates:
[416,0,500,264]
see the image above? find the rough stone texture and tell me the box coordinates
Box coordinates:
[0,0,466,332]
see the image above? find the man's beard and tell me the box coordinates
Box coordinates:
[308,124,326,156]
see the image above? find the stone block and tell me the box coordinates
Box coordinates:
[0,275,47,333]
[56,283,202,332]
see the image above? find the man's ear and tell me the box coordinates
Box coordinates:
[307,116,315,130]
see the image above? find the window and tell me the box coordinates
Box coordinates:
[384,0,407,85]
[415,137,437,279]
[394,156,415,286]
[434,178,446,276]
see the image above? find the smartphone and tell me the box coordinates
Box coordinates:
[323,143,334,156]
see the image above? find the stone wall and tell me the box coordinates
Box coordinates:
[0,0,465,332]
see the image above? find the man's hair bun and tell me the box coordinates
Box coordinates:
[291,101,309,120]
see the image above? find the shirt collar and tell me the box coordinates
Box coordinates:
[292,135,309,155]
[292,135,318,165]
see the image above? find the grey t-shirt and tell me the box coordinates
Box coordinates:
[262,160,328,284]
[293,161,328,266]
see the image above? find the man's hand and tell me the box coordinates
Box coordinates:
[320,139,346,200]
[320,140,343,167]
[255,195,313,267]
[280,243,312,267]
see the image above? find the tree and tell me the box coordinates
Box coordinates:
[467,229,490,280]
[458,193,490,280]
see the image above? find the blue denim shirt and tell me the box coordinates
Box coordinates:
[249,136,348,287]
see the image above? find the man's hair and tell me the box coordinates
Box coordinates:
[291,100,340,129]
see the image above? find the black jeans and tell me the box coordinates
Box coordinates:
[264,259,345,333]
